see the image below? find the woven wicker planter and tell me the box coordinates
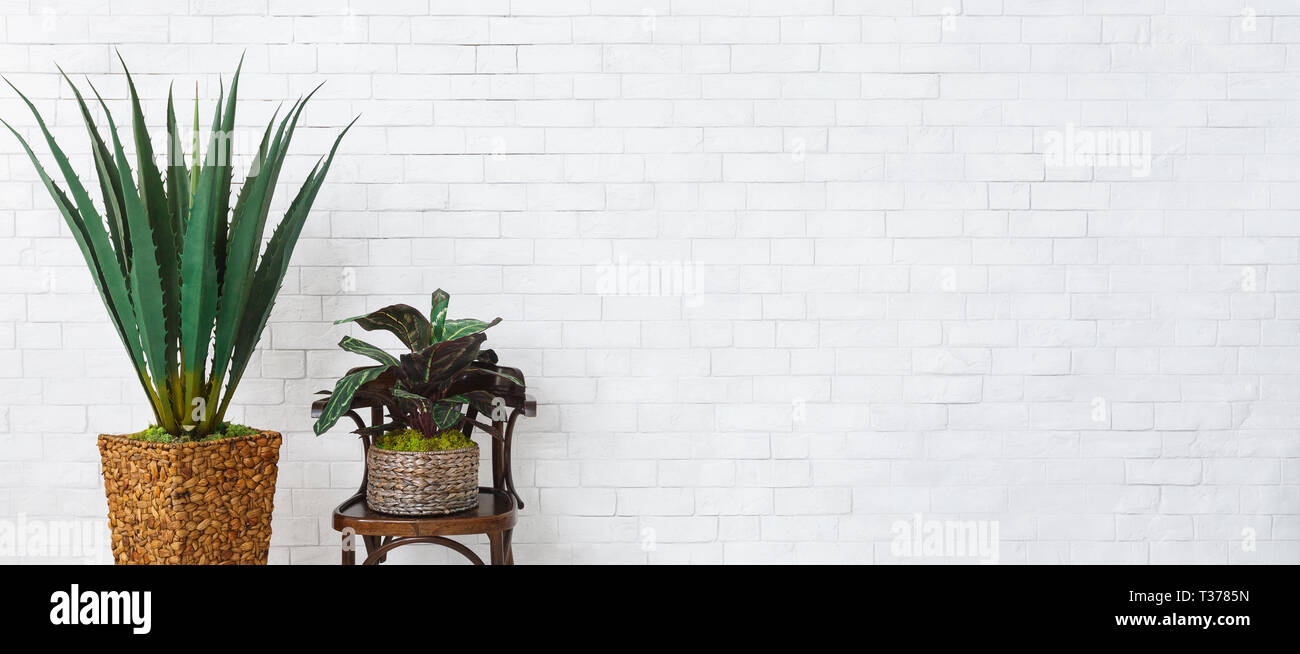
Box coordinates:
[97,430,281,565]
[366,443,479,516]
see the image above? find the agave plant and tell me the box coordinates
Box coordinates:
[2,56,354,437]
[313,289,521,438]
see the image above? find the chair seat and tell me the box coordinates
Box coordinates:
[333,487,517,538]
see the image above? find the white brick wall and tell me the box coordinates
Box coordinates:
[1,0,1298,564]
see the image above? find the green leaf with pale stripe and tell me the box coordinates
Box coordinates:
[440,317,501,342]
[431,400,464,429]
[398,332,485,389]
[461,389,498,416]
[338,335,400,369]
[482,368,523,387]
[462,366,523,389]
[392,387,432,409]
[430,289,449,341]
[313,365,386,436]
[335,303,432,352]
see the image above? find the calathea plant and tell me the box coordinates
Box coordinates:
[2,56,353,437]
[314,289,521,438]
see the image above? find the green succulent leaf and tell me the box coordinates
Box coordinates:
[211,56,246,290]
[0,116,161,423]
[189,84,200,201]
[218,116,358,423]
[165,85,189,232]
[83,79,177,428]
[208,94,311,415]
[121,59,183,396]
[59,67,131,279]
[5,58,352,437]
[177,77,229,424]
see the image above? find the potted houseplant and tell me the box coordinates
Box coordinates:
[313,289,520,515]
[3,57,353,564]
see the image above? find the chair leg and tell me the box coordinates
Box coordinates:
[363,535,387,564]
[488,531,504,565]
[342,532,355,566]
[499,530,514,566]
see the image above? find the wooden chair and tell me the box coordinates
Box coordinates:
[312,361,535,565]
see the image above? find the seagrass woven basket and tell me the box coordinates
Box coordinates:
[366,442,479,515]
[97,430,281,565]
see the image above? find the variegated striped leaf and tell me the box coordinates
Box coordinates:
[431,400,465,430]
[338,335,400,369]
[398,332,485,388]
[335,303,432,351]
[440,317,502,342]
[429,289,450,341]
[313,365,386,436]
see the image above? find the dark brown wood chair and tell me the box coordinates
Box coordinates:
[311,361,535,565]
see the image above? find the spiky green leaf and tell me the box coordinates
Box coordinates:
[121,59,183,392]
[0,117,160,423]
[212,57,244,289]
[177,78,229,422]
[189,84,200,201]
[6,58,351,438]
[216,116,357,423]
[86,80,173,424]
[59,67,130,279]
[205,101,284,399]
[165,85,189,241]
[209,93,315,402]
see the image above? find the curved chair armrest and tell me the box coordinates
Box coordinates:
[311,397,327,419]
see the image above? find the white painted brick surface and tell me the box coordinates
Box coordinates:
[1,1,1298,565]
